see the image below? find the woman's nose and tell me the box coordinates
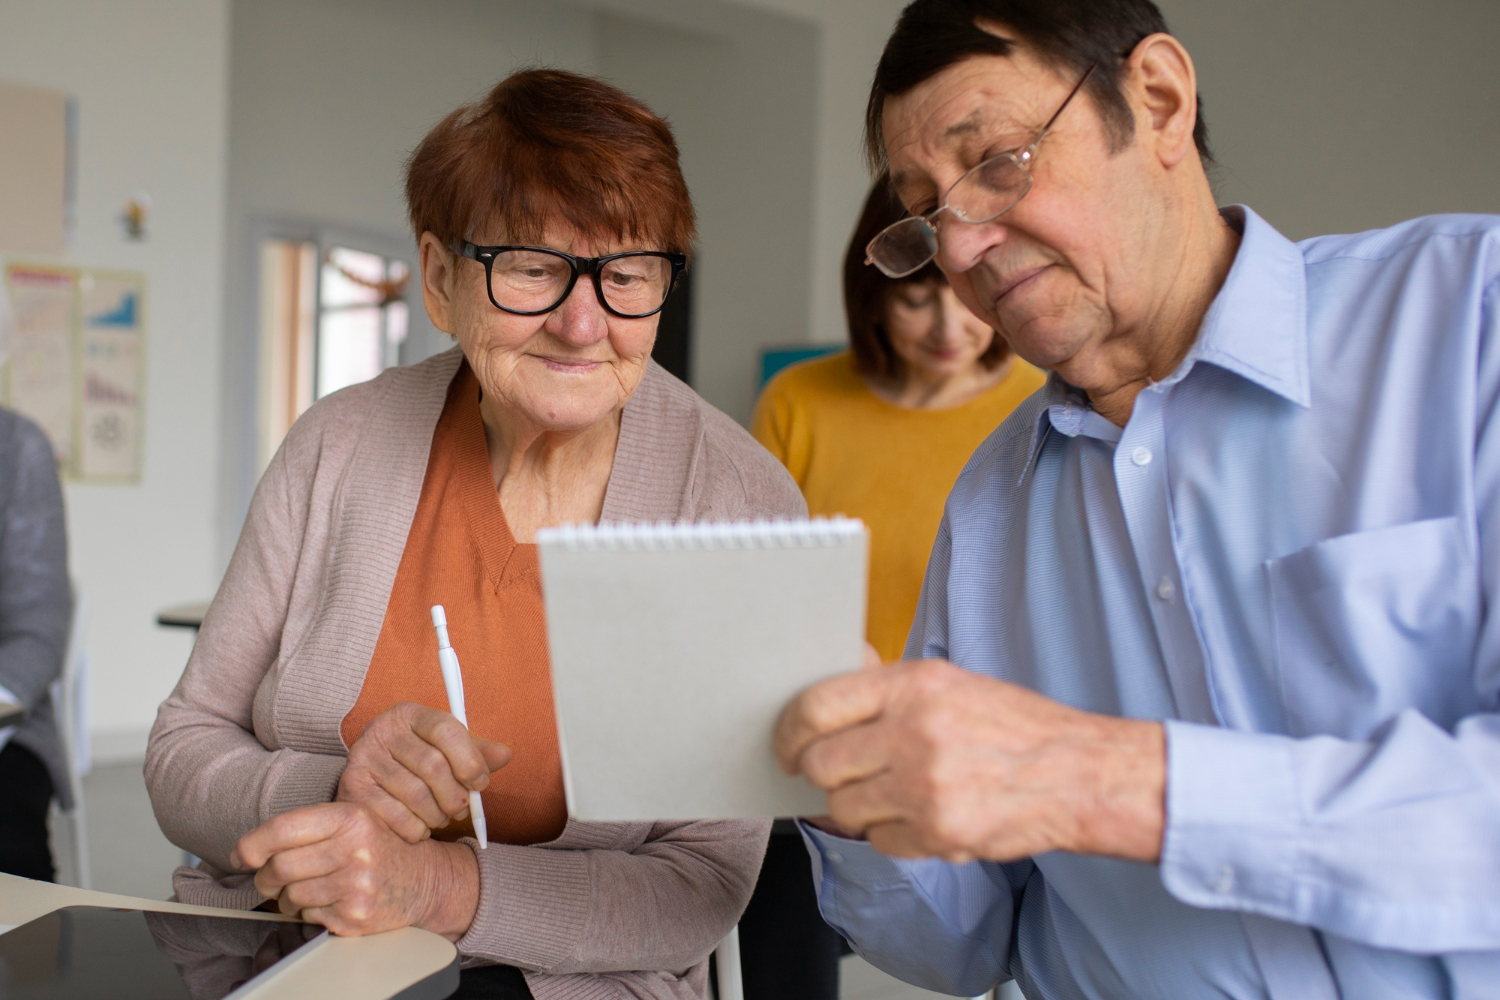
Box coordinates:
[544,276,610,346]
[936,286,978,339]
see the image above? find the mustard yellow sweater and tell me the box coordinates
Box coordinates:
[752,351,1046,662]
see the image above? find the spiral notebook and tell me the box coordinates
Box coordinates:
[537,518,868,821]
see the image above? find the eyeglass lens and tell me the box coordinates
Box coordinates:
[489,250,675,316]
[867,153,1033,278]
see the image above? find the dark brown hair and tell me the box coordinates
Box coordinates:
[406,69,696,257]
[845,179,1006,380]
[865,0,1210,170]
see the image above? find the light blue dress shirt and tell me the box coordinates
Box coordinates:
[801,207,1500,999]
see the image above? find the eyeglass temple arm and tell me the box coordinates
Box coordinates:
[1034,62,1098,144]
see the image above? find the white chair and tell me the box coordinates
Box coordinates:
[49,583,92,890]
[712,925,744,1000]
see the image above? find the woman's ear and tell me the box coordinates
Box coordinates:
[419,232,459,334]
[1126,32,1200,170]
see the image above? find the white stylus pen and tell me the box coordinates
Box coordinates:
[431,605,487,849]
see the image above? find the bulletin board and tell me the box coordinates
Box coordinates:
[2,263,147,482]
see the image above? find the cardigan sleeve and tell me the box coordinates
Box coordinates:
[457,819,770,973]
[145,431,347,874]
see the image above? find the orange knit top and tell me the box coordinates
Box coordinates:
[341,363,567,846]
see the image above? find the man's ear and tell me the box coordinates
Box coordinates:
[419,232,459,334]
[1125,32,1200,170]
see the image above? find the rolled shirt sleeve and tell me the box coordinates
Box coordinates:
[1162,711,1500,952]
[798,821,1013,997]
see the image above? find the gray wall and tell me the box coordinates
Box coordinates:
[1161,0,1500,238]
[594,0,819,424]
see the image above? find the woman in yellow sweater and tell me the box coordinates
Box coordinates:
[738,180,1045,1000]
[753,180,1045,663]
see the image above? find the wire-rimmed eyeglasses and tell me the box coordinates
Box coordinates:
[865,63,1098,279]
[456,242,687,319]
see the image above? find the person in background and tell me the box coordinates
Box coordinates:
[754,179,1044,664]
[0,402,72,883]
[146,69,803,1000]
[739,180,1043,1000]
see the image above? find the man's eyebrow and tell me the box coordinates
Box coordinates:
[887,113,988,199]
[942,111,987,139]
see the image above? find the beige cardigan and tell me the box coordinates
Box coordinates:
[145,348,807,1000]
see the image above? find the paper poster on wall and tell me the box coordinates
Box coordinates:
[2,264,76,466]
[77,270,145,481]
[0,79,72,255]
[1,263,146,481]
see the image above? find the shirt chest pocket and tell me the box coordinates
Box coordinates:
[1264,516,1480,739]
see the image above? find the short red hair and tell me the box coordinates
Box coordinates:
[405,69,696,257]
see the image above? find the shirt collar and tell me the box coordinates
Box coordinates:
[1182,205,1310,409]
[1022,205,1309,478]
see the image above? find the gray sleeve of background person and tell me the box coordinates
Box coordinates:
[145,427,347,872]
[0,410,71,717]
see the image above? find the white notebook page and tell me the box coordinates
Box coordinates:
[538,519,868,821]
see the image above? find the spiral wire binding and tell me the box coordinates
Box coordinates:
[537,517,865,552]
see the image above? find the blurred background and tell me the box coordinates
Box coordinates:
[0,1,1497,986]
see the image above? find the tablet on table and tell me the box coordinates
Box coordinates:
[0,905,327,999]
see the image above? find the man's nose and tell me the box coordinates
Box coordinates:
[936,217,1009,277]
[544,276,610,346]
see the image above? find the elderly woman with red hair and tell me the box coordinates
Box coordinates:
[146,69,802,1000]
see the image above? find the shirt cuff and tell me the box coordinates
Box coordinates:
[1159,720,1303,916]
[796,819,912,890]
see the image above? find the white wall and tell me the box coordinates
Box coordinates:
[1159,0,1500,238]
[219,0,600,565]
[0,0,231,759]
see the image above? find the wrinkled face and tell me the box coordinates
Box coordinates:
[444,225,660,433]
[883,279,996,379]
[882,45,1157,374]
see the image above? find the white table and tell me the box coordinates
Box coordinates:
[0,698,22,728]
[0,872,458,999]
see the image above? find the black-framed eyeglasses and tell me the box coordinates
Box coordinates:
[865,63,1098,279]
[456,242,687,319]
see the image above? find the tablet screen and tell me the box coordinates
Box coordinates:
[0,906,327,999]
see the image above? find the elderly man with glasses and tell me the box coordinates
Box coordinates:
[774,1,1500,997]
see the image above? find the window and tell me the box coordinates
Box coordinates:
[317,247,409,399]
[256,238,412,470]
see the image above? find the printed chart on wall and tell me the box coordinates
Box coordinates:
[78,270,145,480]
[1,263,146,482]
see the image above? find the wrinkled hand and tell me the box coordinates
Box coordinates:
[775,659,1166,864]
[337,702,511,843]
[231,801,478,940]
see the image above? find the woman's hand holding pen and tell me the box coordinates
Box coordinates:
[337,701,511,843]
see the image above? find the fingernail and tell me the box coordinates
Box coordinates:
[229,850,243,870]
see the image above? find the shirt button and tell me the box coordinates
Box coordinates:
[1215,865,1235,895]
[1155,578,1176,602]
[827,851,843,864]
[1131,446,1153,466]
